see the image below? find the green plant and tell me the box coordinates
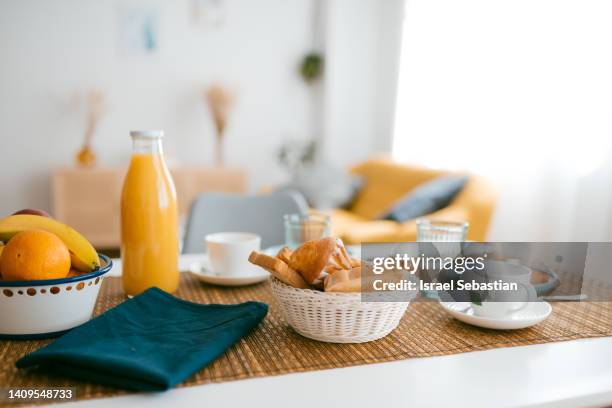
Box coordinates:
[277,139,317,174]
[300,53,323,83]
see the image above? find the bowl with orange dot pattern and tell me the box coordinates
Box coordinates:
[0,254,112,339]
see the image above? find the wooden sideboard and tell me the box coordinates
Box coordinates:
[52,166,246,248]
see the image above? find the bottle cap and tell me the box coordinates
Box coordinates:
[130,130,164,138]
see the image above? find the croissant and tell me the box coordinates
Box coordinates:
[287,237,336,285]
[326,238,353,272]
[287,237,354,285]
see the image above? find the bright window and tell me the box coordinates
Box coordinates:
[392,0,612,240]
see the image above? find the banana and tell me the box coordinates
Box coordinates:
[0,215,100,272]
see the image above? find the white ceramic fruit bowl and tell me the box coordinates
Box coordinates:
[0,254,112,339]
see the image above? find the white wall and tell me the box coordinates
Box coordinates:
[322,0,404,167]
[0,0,316,216]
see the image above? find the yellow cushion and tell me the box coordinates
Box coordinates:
[331,157,497,244]
[348,158,444,219]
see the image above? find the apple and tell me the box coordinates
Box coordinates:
[12,208,51,218]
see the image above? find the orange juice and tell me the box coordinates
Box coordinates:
[120,130,179,296]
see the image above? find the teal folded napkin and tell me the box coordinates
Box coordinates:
[16,287,268,391]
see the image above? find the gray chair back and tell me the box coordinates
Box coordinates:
[182,191,308,253]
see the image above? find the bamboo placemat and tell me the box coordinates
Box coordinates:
[1,273,611,406]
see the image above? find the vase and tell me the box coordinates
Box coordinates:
[75,144,97,168]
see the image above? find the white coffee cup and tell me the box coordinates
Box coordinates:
[205,232,261,277]
[471,260,537,318]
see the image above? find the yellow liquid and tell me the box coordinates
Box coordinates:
[120,153,179,296]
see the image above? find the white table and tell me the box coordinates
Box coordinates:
[67,254,612,408]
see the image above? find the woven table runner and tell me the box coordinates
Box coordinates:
[1,273,611,405]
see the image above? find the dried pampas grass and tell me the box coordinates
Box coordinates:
[203,85,235,165]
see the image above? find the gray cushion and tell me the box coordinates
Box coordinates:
[383,175,467,222]
[279,162,363,210]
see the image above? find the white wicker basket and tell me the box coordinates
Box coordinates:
[270,277,410,343]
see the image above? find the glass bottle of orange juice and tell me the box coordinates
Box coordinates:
[120,130,179,296]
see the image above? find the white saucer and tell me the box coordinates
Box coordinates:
[189,255,269,287]
[439,301,552,330]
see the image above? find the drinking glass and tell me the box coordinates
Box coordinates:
[417,219,468,299]
[416,219,468,243]
[284,213,331,249]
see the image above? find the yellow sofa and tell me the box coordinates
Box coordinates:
[331,158,497,244]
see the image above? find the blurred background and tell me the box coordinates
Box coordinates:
[1,0,611,248]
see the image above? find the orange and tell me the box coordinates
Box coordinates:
[0,230,71,281]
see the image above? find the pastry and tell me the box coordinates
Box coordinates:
[287,237,336,285]
[276,246,293,265]
[324,262,406,293]
[248,251,309,289]
[326,238,353,271]
[287,237,355,286]
[248,237,363,292]
[324,267,362,292]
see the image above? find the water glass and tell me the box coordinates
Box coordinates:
[417,219,468,299]
[416,219,468,243]
[284,213,331,249]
